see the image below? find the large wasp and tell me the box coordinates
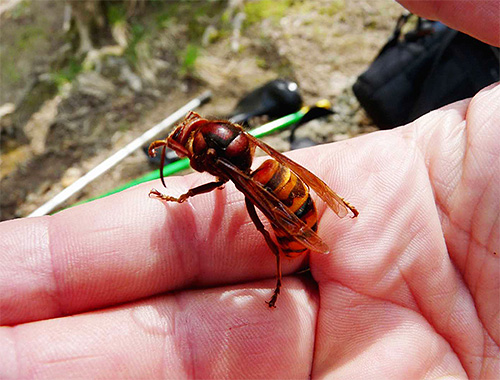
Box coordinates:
[149,111,358,307]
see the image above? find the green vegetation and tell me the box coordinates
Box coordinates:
[255,57,267,69]
[117,1,227,75]
[124,23,146,66]
[155,10,174,29]
[18,25,45,49]
[1,0,231,101]
[51,57,83,88]
[180,44,199,77]
[106,3,127,25]
[243,0,291,27]
[8,0,30,20]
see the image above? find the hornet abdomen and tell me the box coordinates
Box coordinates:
[252,159,318,257]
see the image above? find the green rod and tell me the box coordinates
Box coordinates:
[76,108,306,204]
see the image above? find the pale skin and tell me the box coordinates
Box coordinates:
[1,1,499,378]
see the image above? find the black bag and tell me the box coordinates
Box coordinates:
[353,13,500,129]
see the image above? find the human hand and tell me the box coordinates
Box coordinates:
[1,81,498,378]
[2,0,499,377]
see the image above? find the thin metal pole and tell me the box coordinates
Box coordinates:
[28,91,212,217]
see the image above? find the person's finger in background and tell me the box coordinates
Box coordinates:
[397,0,500,47]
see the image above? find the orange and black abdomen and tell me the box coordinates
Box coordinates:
[252,159,318,257]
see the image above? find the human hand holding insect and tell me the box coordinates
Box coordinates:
[1,0,498,377]
[1,82,498,378]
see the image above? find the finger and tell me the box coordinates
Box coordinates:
[398,0,499,47]
[0,177,307,324]
[2,152,328,325]
[0,278,318,379]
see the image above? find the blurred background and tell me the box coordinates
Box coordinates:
[0,0,412,220]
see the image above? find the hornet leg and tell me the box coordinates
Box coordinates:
[149,180,226,203]
[245,197,282,308]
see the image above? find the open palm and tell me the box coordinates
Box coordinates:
[1,82,498,379]
[2,1,500,376]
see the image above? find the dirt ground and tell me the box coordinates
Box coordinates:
[0,0,405,220]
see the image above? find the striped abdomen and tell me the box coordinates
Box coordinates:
[251,159,318,257]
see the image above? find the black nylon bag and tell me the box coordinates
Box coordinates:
[353,15,499,129]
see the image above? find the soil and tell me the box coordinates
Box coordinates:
[0,0,405,220]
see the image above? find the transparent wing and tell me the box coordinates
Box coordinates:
[246,133,358,218]
[217,157,330,254]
